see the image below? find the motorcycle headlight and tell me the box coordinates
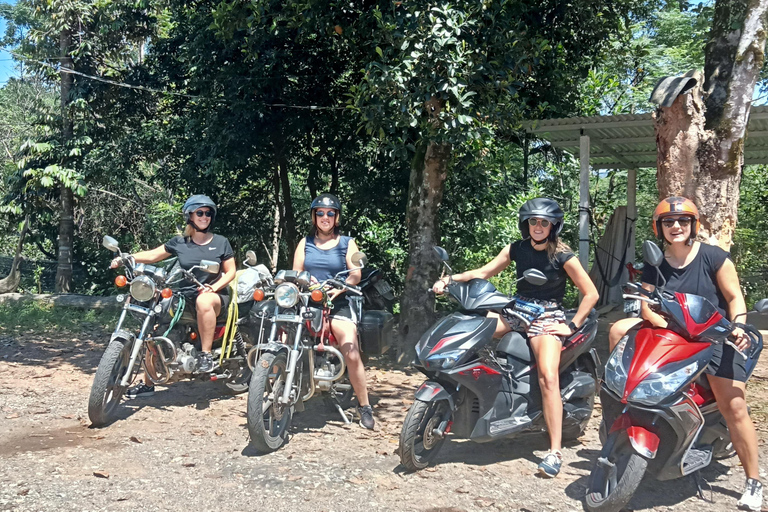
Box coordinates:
[275,283,300,308]
[130,275,157,302]
[426,349,465,369]
[628,361,699,406]
[604,336,629,396]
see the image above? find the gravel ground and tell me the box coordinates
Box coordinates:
[1,326,768,512]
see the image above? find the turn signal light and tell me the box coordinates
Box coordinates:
[190,332,198,340]
[115,275,127,287]
[253,289,265,302]
[161,288,173,299]
[310,289,324,302]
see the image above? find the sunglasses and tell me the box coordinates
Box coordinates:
[661,217,692,228]
[315,210,337,218]
[528,218,551,228]
[195,210,213,218]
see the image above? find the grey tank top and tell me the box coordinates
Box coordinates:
[304,235,351,281]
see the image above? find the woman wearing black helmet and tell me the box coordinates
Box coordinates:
[110,194,236,397]
[292,193,375,430]
[432,197,599,477]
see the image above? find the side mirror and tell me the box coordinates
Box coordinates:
[102,235,119,252]
[433,246,449,262]
[245,250,257,266]
[642,240,665,268]
[199,260,220,274]
[755,298,768,313]
[523,269,548,286]
[351,252,367,268]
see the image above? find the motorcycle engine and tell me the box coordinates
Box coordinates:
[315,361,336,392]
[177,343,198,373]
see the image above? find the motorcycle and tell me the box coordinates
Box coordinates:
[359,266,395,313]
[247,252,388,452]
[623,262,643,318]
[584,240,767,512]
[398,246,600,471]
[88,236,271,427]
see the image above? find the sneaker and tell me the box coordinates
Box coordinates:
[357,405,375,430]
[738,478,763,511]
[196,352,214,373]
[125,381,155,399]
[538,450,563,478]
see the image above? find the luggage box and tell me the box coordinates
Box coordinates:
[360,310,393,355]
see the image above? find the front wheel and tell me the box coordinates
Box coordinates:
[88,338,134,427]
[585,432,648,512]
[399,399,451,471]
[247,351,293,453]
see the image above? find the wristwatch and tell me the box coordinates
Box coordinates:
[568,321,578,332]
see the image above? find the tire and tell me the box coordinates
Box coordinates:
[223,363,251,394]
[247,351,293,453]
[399,399,451,471]
[585,432,648,512]
[88,338,133,427]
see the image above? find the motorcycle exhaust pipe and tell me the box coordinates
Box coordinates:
[145,336,175,385]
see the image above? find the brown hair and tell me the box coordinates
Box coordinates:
[547,238,572,265]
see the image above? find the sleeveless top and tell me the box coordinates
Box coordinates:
[304,235,351,281]
[509,240,575,303]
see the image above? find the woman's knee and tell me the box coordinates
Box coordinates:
[196,294,220,314]
[609,318,640,349]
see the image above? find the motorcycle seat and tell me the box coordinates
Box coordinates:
[496,331,532,362]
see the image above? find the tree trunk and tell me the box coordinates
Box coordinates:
[653,0,768,250]
[55,29,75,293]
[397,141,451,361]
[271,197,281,274]
[277,153,297,253]
[0,216,30,294]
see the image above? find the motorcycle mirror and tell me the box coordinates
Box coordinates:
[351,252,367,268]
[642,240,664,267]
[198,260,220,274]
[102,235,120,252]
[755,298,768,313]
[245,250,257,266]
[433,246,449,262]
[522,269,548,286]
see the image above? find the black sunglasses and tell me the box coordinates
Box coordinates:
[315,210,337,218]
[195,210,213,218]
[661,217,692,228]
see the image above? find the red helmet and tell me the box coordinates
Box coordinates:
[652,196,699,241]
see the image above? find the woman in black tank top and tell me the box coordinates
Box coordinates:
[432,198,599,478]
[608,197,762,508]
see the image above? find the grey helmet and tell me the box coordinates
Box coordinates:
[518,197,564,241]
[182,194,217,232]
[309,193,341,235]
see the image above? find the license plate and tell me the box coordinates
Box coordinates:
[275,313,302,323]
[624,300,640,313]
[374,280,392,295]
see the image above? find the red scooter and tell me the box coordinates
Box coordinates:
[585,241,767,512]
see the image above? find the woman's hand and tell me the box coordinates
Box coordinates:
[731,326,750,352]
[198,284,215,294]
[110,257,122,269]
[432,279,448,295]
[326,288,344,302]
[543,323,573,337]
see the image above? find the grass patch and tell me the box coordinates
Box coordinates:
[0,301,120,334]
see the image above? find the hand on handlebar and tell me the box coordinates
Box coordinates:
[730,326,751,353]
[198,283,215,294]
[432,279,448,295]
[326,288,344,302]
[110,257,122,269]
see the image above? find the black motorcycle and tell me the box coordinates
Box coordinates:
[359,266,395,313]
[398,246,600,471]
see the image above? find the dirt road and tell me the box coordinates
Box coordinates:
[1,327,767,512]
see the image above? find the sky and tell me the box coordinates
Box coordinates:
[0,4,19,85]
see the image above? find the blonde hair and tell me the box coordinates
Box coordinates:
[547,238,572,265]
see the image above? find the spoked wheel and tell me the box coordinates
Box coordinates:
[88,338,134,427]
[247,352,293,453]
[585,432,648,512]
[399,399,451,471]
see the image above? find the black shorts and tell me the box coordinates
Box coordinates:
[328,297,358,324]
[705,341,761,382]
[187,291,231,321]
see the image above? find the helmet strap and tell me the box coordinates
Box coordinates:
[188,218,212,234]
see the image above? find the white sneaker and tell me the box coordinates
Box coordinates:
[738,478,763,511]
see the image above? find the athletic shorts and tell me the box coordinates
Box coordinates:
[187,290,231,322]
[706,341,762,382]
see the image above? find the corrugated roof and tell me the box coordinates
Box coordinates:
[523,106,768,169]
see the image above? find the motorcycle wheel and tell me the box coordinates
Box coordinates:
[399,399,450,471]
[224,363,251,394]
[88,338,133,427]
[247,351,293,453]
[585,432,648,512]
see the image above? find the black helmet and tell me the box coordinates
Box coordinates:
[518,197,564,240]
[310,193,341,215]
[183,194,217,225]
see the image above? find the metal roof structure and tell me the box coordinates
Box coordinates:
[523,105,768,169]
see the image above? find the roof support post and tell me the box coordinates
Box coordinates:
[627,168,637,267]
[579,133,590,272]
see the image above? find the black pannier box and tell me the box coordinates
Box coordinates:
[360,310,393,355]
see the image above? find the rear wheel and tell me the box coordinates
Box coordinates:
[247,352,293,453]
[399,399,451,471]
[585,432,648,512]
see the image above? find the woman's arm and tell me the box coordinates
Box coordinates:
[110,245,171,268]
[716,258,750,350]
[562,257,599,328]
[432,245,511,293]
[209,257,237,293]
[639,282,667,328]
[292,238,307,272]
[345,239,362,286]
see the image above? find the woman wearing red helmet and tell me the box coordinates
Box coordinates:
[432,197,599,478]
[292,193,374,430]
[608,196,762,511]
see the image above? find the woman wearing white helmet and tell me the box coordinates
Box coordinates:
[110,194,236,397]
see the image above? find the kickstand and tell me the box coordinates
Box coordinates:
[691,471,713,503]
[325,396,352,425]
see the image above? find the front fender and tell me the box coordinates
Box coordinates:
[414,381,455,410]
[110,329,135,345]
[627,426,659,459]
[254,342,290,356]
